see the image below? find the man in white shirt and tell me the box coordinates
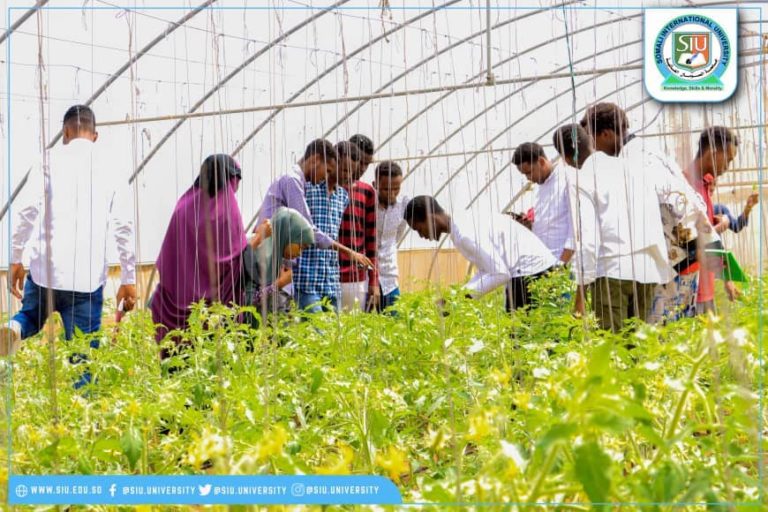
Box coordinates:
[553,124,673,332]
[579,102,719,324]
[403,196,557,310]
[512,142,574,263]
[373,160,408,311]
[1,106,137,375]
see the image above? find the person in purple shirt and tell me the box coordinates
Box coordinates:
[258,139,373,271]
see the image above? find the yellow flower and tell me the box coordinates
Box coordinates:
[317,443,354,475]
[465,410,494,442]
[490,366,511,386]
[126,400,141,417]
[512,392,531,411]
[255,425,289,461]
[375,445,409,483]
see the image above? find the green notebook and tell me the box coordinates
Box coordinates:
[704,249,748,283]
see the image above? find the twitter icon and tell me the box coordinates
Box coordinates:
[198,484,212,497]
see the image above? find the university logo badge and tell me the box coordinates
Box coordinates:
[644,9,737,102]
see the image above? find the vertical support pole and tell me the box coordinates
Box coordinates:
[486,0,495,84]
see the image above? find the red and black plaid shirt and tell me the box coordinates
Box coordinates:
[339,181,378,285]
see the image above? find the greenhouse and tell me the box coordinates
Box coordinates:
[0,0,765,509]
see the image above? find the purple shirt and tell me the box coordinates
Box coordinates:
[258,164,333,249]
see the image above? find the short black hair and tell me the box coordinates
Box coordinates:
[580,102,628,136]
[63,105,96,132]
[404,195,444,224]
[195,153,242,198]
[696,126,739,158]
[303,139,338,162]
[511,142,547,167]
[553,124,591,162]
[335,140,362,162]
[375,160,402,180]
[349,134,374,156]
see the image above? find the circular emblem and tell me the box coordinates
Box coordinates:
[653,14,731,84]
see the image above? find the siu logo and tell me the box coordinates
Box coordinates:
[644,9,737,102]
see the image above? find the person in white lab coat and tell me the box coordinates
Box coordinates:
[1,105,137,388]
[553,124,673,332]
[403,196,557,310]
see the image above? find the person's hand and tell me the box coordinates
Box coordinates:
[9,263,26,300]
[116,284,138,312]
[724,280,741,302]
[367,286,381,312]
[744,193,758,216]
[713,214,729,234]
[249,219,272,248]
[350,251,374,270]
[275,267,293,289]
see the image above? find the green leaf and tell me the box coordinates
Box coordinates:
[537,423,578,452]
[310,368,323,394]
[573,441,612,511]
[92,437,123,463]
[652,462,686,503]
[120,427,143,472]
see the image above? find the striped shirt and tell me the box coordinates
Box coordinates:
[293,181,349,298]
[339,181,378,285]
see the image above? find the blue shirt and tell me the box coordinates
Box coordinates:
[293,181,349,298]
[713,203,749,233]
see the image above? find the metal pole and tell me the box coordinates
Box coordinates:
[0,0,49,47]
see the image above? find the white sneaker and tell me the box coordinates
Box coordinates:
[0,320,22,357]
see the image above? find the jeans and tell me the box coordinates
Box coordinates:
[295,291,339,314]
[381,287,400,310]
[13,276,104,344]
[13,276,104,390]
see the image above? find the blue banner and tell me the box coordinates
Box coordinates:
[8,475,403,505]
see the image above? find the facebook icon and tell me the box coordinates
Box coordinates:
[109,484,117,498]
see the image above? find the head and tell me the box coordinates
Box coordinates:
[511,142,552,184]
[373,161,403,207]
[349,134,374,176]
[695,126,738,178]
[196,154,242,197]
[580,102,628,156]
[335,141,363,186]
[301,139,338,184]
[553,124,593,169]
[270,207,315,260]
[62,105,98,144]
[404,195,448,241]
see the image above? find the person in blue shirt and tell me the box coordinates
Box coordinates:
[707,175,759,234]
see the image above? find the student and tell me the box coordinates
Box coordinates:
[373,161,409,310]
[257,139,372,270]
[683,126,741,314]
[511,142,574,263]
[553,124,672,332]
[580,102,717,324]
[708,176,758,234]
[2,105,137,388]
[243,207,315,323]
[293,153,349,313]
[350,134,375,174]
[403,196,557,311]
[152,155,260,352]
[337,141,379,312]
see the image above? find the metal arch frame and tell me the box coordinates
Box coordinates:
[371,12,642,158]
[319,0,583,139]
[230,0,463,158]
[0,0,49,46]
[128,0,350,184]
[0,0,215,223]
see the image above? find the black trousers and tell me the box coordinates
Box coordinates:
[504,267,553,312]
